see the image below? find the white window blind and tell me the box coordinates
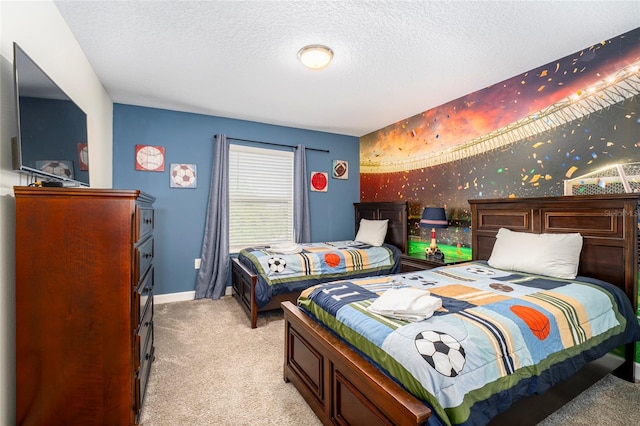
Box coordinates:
[229,144,294,252]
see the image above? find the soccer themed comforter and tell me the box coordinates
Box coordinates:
[297,261,640,426]
[238,241,401,307]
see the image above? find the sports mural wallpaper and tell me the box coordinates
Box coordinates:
[360,27,640,249]
[360,27,640,362]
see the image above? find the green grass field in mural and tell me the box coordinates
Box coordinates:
[407,241,472,263]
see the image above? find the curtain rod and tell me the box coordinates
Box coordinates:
[215,134,330,153]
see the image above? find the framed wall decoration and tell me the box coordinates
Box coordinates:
[310,171,328,192]
[77,143,89,171]
[170,163,197,188]
[135,145,166,171]
[332,160,348,179]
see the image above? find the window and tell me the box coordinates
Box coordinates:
[229,144,294,252]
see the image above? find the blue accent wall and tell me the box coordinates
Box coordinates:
[113,104,360,296]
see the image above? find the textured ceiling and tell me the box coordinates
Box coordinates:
[53,1,640,137]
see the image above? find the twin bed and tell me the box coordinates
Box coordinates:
[231,201,408,328]
[282,194,640,426]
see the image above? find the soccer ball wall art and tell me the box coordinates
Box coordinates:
[170,163,197,188]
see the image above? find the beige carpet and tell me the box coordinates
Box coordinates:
[139,297,321,426]
[140,297,640,426]
[538,373,640,425]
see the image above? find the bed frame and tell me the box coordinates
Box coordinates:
[283,194,639,426]
[231,201,408,328]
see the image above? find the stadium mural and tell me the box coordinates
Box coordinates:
[360,27,640,251]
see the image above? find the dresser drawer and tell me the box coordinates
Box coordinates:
[135,236,154,285]
[136,206,154,241]
[135,298,154,372]
[133,268,154,329]
[134,338,154,423]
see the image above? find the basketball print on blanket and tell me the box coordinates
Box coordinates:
[415,330,466,377]
[267,257,287,273]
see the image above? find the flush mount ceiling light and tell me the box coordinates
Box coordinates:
[297,45,334,70]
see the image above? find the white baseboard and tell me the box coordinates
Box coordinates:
[154,291,195,304]
[154,286,234,305]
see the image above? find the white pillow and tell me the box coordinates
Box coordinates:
[354,218,389,246]
[487,228,583,279]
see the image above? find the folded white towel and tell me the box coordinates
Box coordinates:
[368,287,442,322]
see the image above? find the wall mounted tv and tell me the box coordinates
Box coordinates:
[12,42,89,187]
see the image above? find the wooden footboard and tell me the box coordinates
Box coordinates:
[231,257,300,328]
[282,301,431,426]
[231,257,258,327]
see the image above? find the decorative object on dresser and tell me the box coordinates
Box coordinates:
[15,187,155,425]
[231,201,408,328]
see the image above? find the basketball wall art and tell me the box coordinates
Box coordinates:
[170,163,197,189]
[135,144,166,171]
[310,171,328,192]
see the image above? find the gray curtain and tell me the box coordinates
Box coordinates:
[294,144,311,243]
[195,134,230,299]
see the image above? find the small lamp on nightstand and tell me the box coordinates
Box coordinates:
[420,207,448,258]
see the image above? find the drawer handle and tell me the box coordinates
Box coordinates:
[144,218,152,224]
[143,253,153,259]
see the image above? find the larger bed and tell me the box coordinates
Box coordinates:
[283,194,640,426]
[232,201,408,328]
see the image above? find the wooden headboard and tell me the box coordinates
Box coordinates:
[354,201,408,253]
[469,194,639,378]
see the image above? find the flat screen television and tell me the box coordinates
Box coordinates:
[12,42,89,187]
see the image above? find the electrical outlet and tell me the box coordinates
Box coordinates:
[194,258,201,269]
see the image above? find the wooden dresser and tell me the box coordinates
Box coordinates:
[15,187,155,425]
